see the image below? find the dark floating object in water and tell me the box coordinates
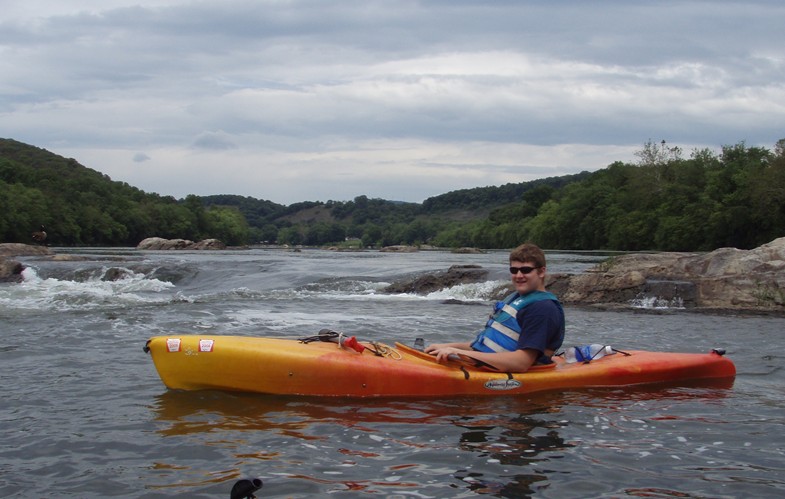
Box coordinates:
[31,225,47,244]
[230,478,263,499]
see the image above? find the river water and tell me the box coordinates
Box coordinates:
[1,248,783,498]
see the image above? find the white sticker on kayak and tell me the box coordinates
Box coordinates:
[166,338,181,352]
[199,339,214,352]
[484,379,522,391]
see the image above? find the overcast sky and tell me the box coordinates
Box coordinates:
[2,1,783,205]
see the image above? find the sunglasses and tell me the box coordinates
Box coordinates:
[509,266,540,275]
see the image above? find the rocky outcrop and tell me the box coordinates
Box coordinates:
[384,264,490,294]
[136,237,226,250]
[102,267,134,281]
[550,237,785,312]
[380,245,419,253]
[451,247,486,254]
[0,243,53,258]
[0,258,25,282]
[0,243,53,282]
[380,238,785,313]
[136,237,192,250]
[189,238,227,250]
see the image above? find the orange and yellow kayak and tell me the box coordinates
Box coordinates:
[144,335,736,398]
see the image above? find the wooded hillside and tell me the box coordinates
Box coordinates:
[0,139,250,246]
[2,137,783,250]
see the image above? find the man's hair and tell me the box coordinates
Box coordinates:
[509,243,546,268]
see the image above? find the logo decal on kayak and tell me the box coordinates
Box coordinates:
[484,379,522,391]
[199,339,214,352]
[166,338,181,352]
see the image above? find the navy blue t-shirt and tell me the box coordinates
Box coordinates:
[515,299,565,364]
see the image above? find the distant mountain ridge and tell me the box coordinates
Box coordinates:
[200,172,591,227]
[0,137,586,247]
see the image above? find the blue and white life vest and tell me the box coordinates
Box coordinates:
[470,290,560,353]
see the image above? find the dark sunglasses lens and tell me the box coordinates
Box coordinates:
[510,266,536,275]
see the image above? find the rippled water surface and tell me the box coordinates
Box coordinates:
[1,248,784,498]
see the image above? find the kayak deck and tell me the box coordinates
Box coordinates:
[144,335,736,398]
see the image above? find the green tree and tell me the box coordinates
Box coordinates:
[0,182,49,242]
[361,224,383,248]
[204,206,249,246]
[746,139,785,245]
[184,195,208,238]
[278,226,303,246]
[259,224,280,243]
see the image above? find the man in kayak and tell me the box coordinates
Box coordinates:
[425,242,565,373]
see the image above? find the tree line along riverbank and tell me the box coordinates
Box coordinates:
[2,137,784,251]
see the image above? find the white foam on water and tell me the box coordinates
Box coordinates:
[0,266,176,311]
[630,295,686,310]
[424,280,505,302]
[264,279,503,303]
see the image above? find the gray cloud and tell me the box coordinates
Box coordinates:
[1,0,783,204]
[191,131,238,150]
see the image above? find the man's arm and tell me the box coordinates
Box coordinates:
[425,344,539,372]
[424,341,472,353]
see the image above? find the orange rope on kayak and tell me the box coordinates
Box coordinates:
[368,342,402,360]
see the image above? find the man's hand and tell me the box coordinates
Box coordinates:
[425,345,464,363]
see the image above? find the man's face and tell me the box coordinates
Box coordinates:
[509,259,545,295]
